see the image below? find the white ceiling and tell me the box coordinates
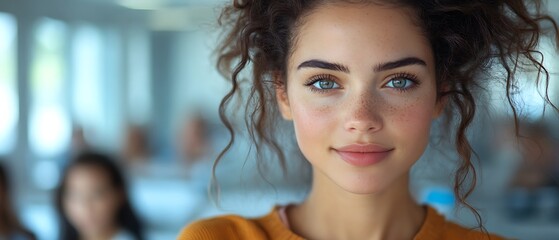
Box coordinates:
[108,0,558,17]
[78,0,228,30]
[82,0,227,9]
[77,0,558,17]
[79,0,559,31]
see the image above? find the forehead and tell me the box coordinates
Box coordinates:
[290,3,433,69]
[66,165,109,187]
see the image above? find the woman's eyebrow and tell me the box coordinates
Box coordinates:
[297,60,350,73]
[297,57,426,73]
[374,57,426,72]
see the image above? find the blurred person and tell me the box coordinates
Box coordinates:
[511,121,559,189]
[173,113,216,220]
[175,113,214,184]
[68,126,92,160]
[177,113,213,164]
[479,118,526,199]
[504,121,559,220]
[55,152,144,240]
[71,126,89,153]
[0,161,36,240]
[122,125,151,166]
[180,0,558,239]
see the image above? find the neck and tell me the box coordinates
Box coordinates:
[288,170,425,240]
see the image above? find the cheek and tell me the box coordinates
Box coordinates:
[64,195,91,227]
[91,194,120,219]
[289,98,338,158]
[64,198,82,219]
[389,97,436,152]
[64,192,119,223]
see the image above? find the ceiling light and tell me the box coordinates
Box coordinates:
[117,0,164,10]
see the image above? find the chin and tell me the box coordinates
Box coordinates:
[334,175,392,195]
[78,223,105,234]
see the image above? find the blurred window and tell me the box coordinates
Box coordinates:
[29,18,71,157]
[0,13,17,154]
[489,36,559,120]
[72,25,125,150]
[72,24,104,133]
[127,28,151,125]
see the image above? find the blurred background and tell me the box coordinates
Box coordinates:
[0,0,558,239]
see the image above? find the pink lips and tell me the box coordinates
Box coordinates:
[334,144,394,167]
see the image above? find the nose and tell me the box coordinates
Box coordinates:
[344,91,383,133]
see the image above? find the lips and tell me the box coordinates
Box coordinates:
[334,144,394,167]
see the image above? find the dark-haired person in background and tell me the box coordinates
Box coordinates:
[0,161,36,240]
[55,152,144,240]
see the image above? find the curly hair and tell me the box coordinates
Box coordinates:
[213,0,559,231]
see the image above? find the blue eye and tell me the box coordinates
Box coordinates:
[312,79,340,90]
[385,78,415,89]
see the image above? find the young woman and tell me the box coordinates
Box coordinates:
[180,0,559,239]
[0,162,36,240]
[56,152,144,240]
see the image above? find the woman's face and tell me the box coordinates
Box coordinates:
[63,165,121,235]
[277,3,442,194]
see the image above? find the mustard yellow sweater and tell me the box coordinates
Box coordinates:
[178,206,506,240]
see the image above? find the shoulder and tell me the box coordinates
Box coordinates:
[442,221,507,240]
[178,215,269,240]
[417,207,507,240]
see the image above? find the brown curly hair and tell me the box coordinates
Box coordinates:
[213,0,559,231]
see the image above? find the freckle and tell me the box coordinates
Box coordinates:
[316,105,329,113]
[398,103,416,122]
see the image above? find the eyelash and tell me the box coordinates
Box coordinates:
[303,72,421,93]
[304,74,339,93]
[386,72,421,93]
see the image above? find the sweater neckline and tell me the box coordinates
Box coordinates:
[259,205,444,240]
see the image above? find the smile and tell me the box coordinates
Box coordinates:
[334,144,394,167]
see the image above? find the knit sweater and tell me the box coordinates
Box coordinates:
[178,206,506,240]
